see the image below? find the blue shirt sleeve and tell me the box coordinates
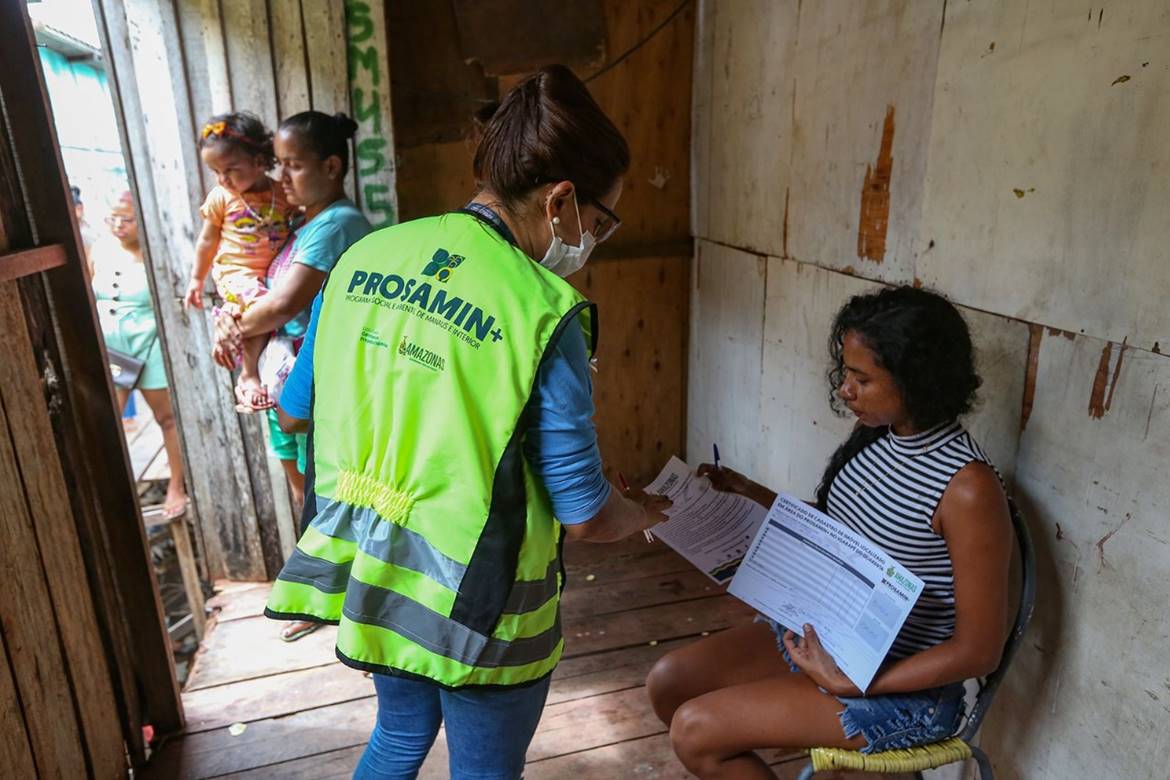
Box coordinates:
[278,292,321,420]
[523,319,611,525]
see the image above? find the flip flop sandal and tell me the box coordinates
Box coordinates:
[280,622,322,642]
[162,500,189,521]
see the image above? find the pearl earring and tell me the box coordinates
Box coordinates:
[552,216,560,225]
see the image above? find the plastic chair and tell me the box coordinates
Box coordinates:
[795,503,1036,780]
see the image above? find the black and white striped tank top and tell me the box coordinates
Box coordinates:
[826,421,994,660]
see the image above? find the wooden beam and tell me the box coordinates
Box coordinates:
[0,244,66,281]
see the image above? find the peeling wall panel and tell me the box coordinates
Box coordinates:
[983,333,1170,780]
[757,257,864,495]
[687,240,767,475]
[700,0,798,254]
[918,1,1170,349]
[787,1,942,283]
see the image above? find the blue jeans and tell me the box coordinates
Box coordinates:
[353,673,551,779]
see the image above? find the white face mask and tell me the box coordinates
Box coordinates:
[539,194,595,277]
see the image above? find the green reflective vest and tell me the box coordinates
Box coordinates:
[265,211,596,688]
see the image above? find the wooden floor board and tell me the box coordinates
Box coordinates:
[562,594,754,658]
[148,542,918,779]
[562,568,723,618]
[212,745,364,779]
[184,617,338,691]
[205,582,271,623]
[182,664,373,733]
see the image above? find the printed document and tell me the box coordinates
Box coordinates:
[728,492,923,691]
[645,457,767,582]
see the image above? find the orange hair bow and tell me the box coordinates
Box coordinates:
[201,121,227,139]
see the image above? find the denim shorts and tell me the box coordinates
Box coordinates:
[756,615,966,754]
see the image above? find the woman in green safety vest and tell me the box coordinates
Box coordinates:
[265,65,670,779]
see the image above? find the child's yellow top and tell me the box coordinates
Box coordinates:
[200,183,294,302]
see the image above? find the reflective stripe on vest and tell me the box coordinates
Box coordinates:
[266,213,595,687]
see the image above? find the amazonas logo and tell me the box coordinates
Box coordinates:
[422,248,464,282]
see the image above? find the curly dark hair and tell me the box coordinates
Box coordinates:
[814,285,981,510]
[198,112,276,170]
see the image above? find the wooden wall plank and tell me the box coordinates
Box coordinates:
[394,140,475,222]
[0,631,37,780]
[304,0,349,115]
[0,279,126,776]
[690,0,715,240]
[573,255,689,485]
[978,334,1170,780]
[114,0,272,581]
[198,0,233,117]
[786,1,943,283]
[686,240,767,475]
[0,327,87,778]
[917,0,1170,349]
[220,0,279,125]
[344,0,399,226]
[586,0,695,250]
[270,0,311,117]
[700,0,798,255]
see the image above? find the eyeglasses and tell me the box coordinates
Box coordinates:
[105,215,136,227]
[589,199,621,243]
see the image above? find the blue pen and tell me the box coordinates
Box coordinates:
[713,443,722,471]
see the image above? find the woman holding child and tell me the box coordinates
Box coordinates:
[204,111,372,641]
[647,286,1015,778]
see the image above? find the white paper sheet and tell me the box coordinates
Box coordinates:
[728,492,923,692]
[645,456,767,582]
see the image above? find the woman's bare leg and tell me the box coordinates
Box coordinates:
[670,673,864,779]
[647,621,791,724]
[277,457,316,640]
[141,387,188,516]
[646,620,864,779]
[280,457,304,514]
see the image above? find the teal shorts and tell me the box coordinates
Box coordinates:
[102,314,168,390]
[266,409,308,473]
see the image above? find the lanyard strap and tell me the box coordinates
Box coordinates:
[460,202,518,247]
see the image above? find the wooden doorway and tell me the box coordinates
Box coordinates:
[0,2,182,772]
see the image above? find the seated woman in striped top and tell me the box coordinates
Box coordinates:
[646,286,1013,779]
